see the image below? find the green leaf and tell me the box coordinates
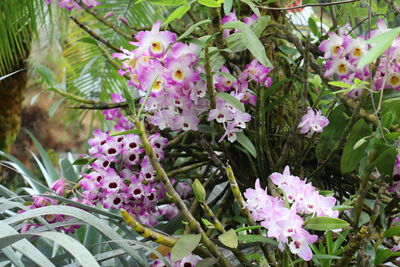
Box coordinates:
[223,0,233,14]
[313,254,341,260]
[178,20,211,41]
[171,234,201,262]
[217,92,245,112]
[236,132,257,158]
[163,4,191,25]
[238,234,278,246]
[35,63,55,86]
[305,217,349,231]
[340,119,371,174]
[109,129,142,136]
[218,229,238,248]
[374,249,392,265]
[308,17,319,38]
[0,221,55,267]
[195,258,218,267]
[4,205,146,265]
[240,0,261,17]
[60,158,79,182]
[368,146,397,176]
[383,225,400,237]
[122,87,136,114]
[381,111,394,129]
[197,0,223,7]
[328,81,351,88]
[72,157,91,165]
[332,205,353,211]
[0,231,100,267]
[357,27,400,69]
[223,20,272,67]
[48,97,64,118]
[235,225,263,232]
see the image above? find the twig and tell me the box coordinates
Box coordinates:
[73,0,132,40]
[258,0,359,10]
[70,16,123,53]
[132,115,231,267]
[166,161,209,177]
[205,46,216,109]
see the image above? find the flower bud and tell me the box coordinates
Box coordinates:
[103,11,114,20]
[192,179,206,203]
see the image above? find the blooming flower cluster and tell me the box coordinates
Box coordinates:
[320,19,400,96]
[45,0,100,10]
[150,253,201,267]
[113,18,272,142]
[244,166,339,261]
[20,178,81,233]
[298,108,329,134]
[79,124,187,226]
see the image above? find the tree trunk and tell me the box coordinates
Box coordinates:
[0,61,26,153]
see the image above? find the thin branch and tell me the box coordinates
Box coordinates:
[258,0,359,11]
[70,16,123,53]
[73,0,132,40]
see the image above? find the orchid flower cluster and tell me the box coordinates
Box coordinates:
[319,19,400,96]
[45,0,100,10]
[244,166,339,261]
[20,178,81,233]
[298,108,329,135]
[112,17,272,143]
[77,108,193,226]
[150,253,201,267]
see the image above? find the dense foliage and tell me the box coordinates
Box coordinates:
[1,0,400,266]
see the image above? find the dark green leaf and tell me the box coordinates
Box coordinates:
[218,229,238,248]
[383,225,400,237]
[340,119,371,174]
[223,21,272,67]
[217,92,245,112]
[238,234,278,246]
[178,20,211,41]
[374,249,392,265]
[171,234,201,262]
[305,217,349,231]
[368,146,397,176]
[236,132,257,158]
[308,17,319,38]
[313,254,341,260]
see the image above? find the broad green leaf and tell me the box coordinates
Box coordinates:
[374,249,392,265]
[223,21,272,67]
[0,221,55,267]
[340,119,371,174]
[122,87,136,114]
[381,111,395,129]
[48,98,64,118]
[217,92,245,112]
[35,63,55,86]
[163,4,191,25]
[358,27,400,69]
[236,132,257,158]
[238,234,278,246]
[0,231,100,267]
[383,225,400,237]
[240,0,261,17]
[197,0,223,7]
[368,146,397,176]
[328,81,351,88]
[308,17,319,38]
[305,217,349,231]
[235,225,263,232]
[171,234,201,262]
[223,0,233,14]
[195,258,218,267]
[332,205,353,211]
[60,158,79,182]
[4,205,146,265]
[218,229,238,248]
[178,20,211,41]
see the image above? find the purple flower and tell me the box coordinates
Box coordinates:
[298,108,329,134]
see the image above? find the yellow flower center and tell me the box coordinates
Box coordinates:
[152,80,163,92]
[338,63,347,74]
[353,47,362,58]
[151,42,163,53]
[332,45,341,55]
[173,69,184,81]
[389,75,400,86]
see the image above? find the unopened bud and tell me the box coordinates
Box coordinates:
[192,179,206,203]
[103,11,114,20]
[118,16,129,27]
